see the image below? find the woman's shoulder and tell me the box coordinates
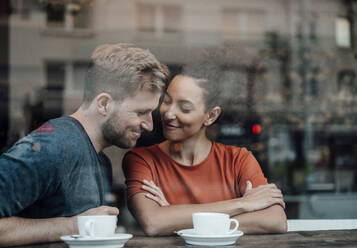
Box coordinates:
[212,143,258,172]
[125,144,160,159]
[130,144,159,152]
[213,142,250,155]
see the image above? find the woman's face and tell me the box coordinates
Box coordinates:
[160,75,208,142]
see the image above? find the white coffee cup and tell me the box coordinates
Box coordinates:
[77,215,117,237]
[192,212,239,235]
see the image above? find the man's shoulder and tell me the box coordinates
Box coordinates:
[4,116,86,161]
[47,116,84,136]
[38,116,87,147]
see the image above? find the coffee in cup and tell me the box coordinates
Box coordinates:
[77,215,117,237]
[192,212,239,235]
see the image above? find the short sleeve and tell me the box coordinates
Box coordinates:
[234,148,267,196]
[0,136,59,217]
[122,150,155,201]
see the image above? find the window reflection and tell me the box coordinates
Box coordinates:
[2,0,357,226]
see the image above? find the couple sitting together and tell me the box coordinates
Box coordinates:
[0,43,286,247]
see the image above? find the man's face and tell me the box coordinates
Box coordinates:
[101,90,161,149]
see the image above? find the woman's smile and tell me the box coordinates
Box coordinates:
[163,122,180,131]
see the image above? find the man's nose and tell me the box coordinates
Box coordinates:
[141,114,154,132]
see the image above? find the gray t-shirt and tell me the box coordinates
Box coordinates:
[0,116,112,218]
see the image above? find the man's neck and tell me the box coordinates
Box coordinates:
[70,107,107,153]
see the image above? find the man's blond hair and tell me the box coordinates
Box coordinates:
[83,43,169,106]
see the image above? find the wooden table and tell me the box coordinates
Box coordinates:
[13,229,357,248]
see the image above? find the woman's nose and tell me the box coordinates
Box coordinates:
[163,108,176,121]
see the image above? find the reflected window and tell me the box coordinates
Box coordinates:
[162,5,182,33]
[4,0,357,222]
[45,2,91,29]
[11,0,41,19]
[335,17,351,48]
[222,8,265,40]
[43,61,65,120]
[46,3,65,27]
[73,62,88,91]
[136,3,156,32]
[136,2,182,33]
[46,61,65,91]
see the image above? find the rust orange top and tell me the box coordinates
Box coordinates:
[123,142,267,204]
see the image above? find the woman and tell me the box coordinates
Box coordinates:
[122,62,287,236]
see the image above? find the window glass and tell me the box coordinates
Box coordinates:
[2,0,357,224]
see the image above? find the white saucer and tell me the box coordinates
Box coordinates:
[176,229,243,246]
[60,233,133,248]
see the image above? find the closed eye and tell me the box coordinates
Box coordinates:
[137,110,151,116]
[180,106,191,113]
[179,101,194,113]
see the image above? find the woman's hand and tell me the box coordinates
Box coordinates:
[241,181,285,212]
[141,179,170,207]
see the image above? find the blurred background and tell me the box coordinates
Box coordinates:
[0,0,357,230]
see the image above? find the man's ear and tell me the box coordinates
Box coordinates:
[96,93,113,116]
[204,106,221,126]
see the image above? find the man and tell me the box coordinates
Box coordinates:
[0,43,169,246]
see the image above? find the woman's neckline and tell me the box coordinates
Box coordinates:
[156,141,215,167]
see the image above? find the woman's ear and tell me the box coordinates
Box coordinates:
[96,93,113,116]
[204,106,221,126]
